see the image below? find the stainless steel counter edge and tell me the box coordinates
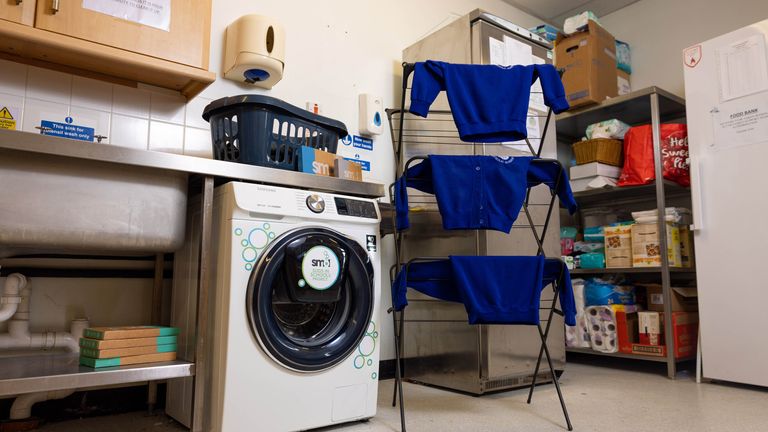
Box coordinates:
[0,129,385,198]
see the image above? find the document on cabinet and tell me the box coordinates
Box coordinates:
[717,34,768,102]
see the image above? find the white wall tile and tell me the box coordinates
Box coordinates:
[113,85,151,119]
[150,92,185,124]
[0,59,27,97]
[71,77,113,112]
[0,93,24,130]
[185,96,212,129]
[183,127,213,158]
[110,114,149,150]
[149,121,184,154]
[22,98,69,133]
[26,66,71,105]
[70,106,111,143]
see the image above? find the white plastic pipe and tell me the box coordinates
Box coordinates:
[0,273,26,322]
[10,389,75,420]
[0,320,87,352]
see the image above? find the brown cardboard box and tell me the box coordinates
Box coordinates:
[604,225,632,268]
[631,312,698,358]
[642,284,698,312]
[555,20,618,108]
[631,222,682,267]
[617,69,631,95]
[334,158,363,181]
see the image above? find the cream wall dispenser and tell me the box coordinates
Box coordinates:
[358,94,383,136]
[223,15,286,89]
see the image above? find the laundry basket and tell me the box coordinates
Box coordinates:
[202,95,348,171]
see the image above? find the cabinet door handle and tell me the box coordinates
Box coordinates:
[51,0,60,14]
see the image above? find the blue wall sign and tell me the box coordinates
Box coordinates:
[344,157,371,172]
[41,120,94,142]
[352,135,373,151]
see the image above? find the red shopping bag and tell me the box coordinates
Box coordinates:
[617,124,689,187]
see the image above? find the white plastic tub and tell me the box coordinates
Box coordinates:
[0,152,187,258]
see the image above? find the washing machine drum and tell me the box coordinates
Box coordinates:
[247,227,374,372]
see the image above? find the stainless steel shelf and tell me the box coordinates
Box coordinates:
[566,347,694,363]
[556,87,687,140]
[0,353,194,397]
[0,129,385,198]
[572,181,691,206]
[570,267,696,275]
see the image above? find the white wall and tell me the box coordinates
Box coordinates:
[601,0,768,97]
[0,1,544,362]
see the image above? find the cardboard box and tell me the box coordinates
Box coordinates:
[631,222,682,267]
[83,326,179,340]
[334,158,363,181]
[617,69,631,96]
[569,162,622,180]
[299,146,338,177]
[679,225,695,268]
[80,351,177,368]
[638,311,663,345]
[604,225,632,268]
[642,284,698,312]
[79,335,177,350]
[555,20,618,108]
[631,312,698,358]
[615,307,639,354]
[80,342,177,359]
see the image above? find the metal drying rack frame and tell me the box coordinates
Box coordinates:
[383,62,573,431]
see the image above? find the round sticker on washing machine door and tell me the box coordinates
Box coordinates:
[301,246,341,290]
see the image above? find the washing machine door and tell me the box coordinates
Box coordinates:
[246,227,374,372]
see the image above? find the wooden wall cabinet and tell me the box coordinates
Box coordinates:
[0,0,214,98]
[0,0,36,26]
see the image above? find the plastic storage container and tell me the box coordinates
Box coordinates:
[202,95,348,171]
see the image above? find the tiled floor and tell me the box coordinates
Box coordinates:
[36,361,768,431]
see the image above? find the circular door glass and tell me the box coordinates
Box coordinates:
[246,227,374,372]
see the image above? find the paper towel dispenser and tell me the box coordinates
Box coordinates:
[223,15,286,89]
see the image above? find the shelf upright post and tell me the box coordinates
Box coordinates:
[649,92,676,378]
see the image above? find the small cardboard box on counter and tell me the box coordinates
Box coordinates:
[617,69,631,96]
[299,146,363,181]
[555,20,618,108]
[631,312,698,358]
[631,222,682,267]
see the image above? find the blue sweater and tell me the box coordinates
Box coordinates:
[391,256,576,326]
[394,155,578,231]
[410,61,569,142]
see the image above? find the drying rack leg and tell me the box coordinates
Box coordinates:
[537,323,573,431]
[389,308,407,431]
[528,285,561,404]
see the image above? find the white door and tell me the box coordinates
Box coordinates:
[684,20,768,387]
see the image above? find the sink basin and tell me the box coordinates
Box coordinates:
[0,152,187,258]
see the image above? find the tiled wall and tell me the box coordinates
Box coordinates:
[0,58,213,158]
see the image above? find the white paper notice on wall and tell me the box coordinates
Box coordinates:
[710,95,768,149]
[716,34,768,102]
[82,0,171,32]
[489,37,506,66]
[503,35,532,67]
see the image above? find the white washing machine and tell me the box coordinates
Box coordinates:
[167,182,382,432]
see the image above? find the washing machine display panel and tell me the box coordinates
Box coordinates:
[246,227,374,372]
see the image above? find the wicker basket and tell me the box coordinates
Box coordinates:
[572,138,623,166]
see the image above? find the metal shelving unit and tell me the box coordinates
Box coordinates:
[557,87,695,379]
[565,347,694,363]
[0,354,194,397]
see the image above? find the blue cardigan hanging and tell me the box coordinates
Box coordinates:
[394,155,578,232]
[409,61,569,142]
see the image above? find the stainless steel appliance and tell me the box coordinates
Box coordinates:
[398,9,564,394]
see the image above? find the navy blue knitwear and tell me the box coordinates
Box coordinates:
[391,256,576,326]
[409,61,569,142]
[394,155,578,231]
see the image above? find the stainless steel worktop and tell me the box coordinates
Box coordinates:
[0,129,385,198]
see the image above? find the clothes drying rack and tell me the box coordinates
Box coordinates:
[384,62,573,431]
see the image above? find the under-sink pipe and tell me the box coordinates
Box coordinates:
[10,389,76,420]
[0,273,26,322]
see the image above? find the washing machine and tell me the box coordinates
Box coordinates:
[167,182,382,432]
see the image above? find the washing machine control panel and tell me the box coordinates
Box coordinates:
[334,197,377,219]
[306,194,326,213]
